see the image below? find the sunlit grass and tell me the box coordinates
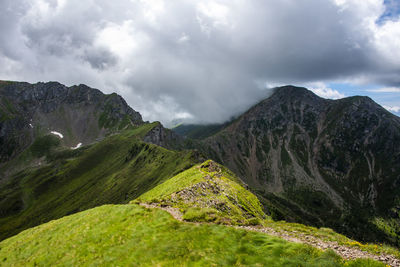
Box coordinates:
[265,220,400,258]
[0,204,385,266]
[135,160,266,225]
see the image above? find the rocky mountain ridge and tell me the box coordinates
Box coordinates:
[0,80,143,163]
[196,86,400,245]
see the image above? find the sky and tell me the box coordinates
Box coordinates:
[0,0,399,125]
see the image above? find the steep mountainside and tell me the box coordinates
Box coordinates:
[200,86,400,245]
[0,123,199,241]
[0,80,143,165]
[172,123,230,140]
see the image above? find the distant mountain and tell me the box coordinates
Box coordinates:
[1,81,399,253]
[0,80,143,164]
[199,86,400,245]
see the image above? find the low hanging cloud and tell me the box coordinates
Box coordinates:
[0,0,399,124]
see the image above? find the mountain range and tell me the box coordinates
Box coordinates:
[184,86,400,245]
[0,80,399,266]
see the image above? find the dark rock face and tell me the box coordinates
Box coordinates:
[0,81,143,163]
[201,86,400,245]
[143,122,186,150]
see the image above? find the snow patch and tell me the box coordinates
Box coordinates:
[71,143,82,150]
[50,131,64,138]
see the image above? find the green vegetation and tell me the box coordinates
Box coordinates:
[98,103,119,129]
[256,189,400,258]
[0,124,199,241]
[2,97,17,114]
[280,146,292,167]
[372,217,400,247]
[98,94,140,130]
[0,204,385,266]
[265,220,400,259]
[0,97,18,122]
[284,187,340,221]
[182,207,220,222]
[30,135,61,157]
[136,160,266,225]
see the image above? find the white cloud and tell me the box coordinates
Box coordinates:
[177,33,190,43]
[0,0,400,124]
[95,20,140,59]
[307,83,346,99]
[138,0,165,26]
[196,2,230,28]
[383,105,400,112]
[367,87,400,93]
[371,16,400,69]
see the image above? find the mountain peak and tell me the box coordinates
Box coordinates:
[271,85,320,100]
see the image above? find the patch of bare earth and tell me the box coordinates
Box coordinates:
[140,203,183,221]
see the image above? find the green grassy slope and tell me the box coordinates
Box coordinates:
[136,160,266,225]
[0,123,199,241]
[0,204,384,266]
[135,160,400,259]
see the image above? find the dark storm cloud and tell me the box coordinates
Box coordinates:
[83,48,118,70]
[0,0,399,124]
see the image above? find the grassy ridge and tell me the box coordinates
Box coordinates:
[136,160,275,225]
[0,124,199,241]
[135,160,400,259]
[0,204,384,266]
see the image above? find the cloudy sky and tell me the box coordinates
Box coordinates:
[1,0,400,125]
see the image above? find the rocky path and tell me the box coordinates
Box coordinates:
[140,203,400,266]
[237,225,399,267]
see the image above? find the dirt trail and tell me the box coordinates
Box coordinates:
[237,225,399,267]
[140,203,400,267]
